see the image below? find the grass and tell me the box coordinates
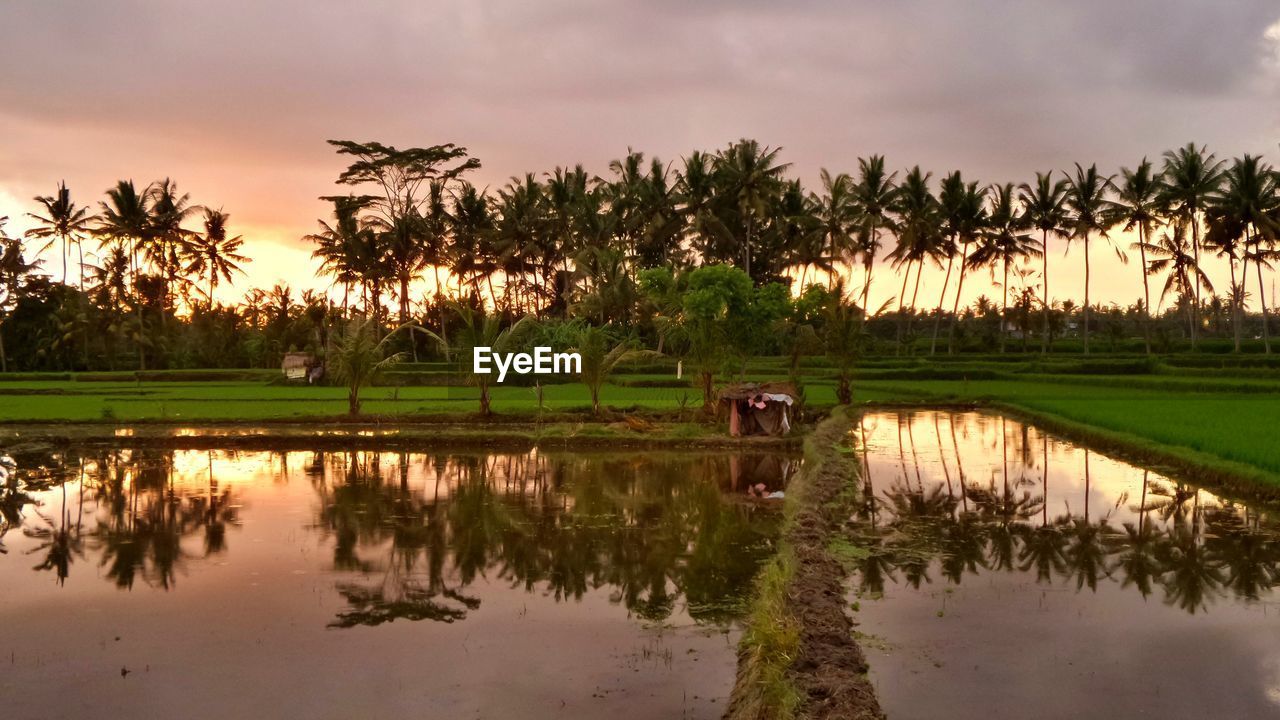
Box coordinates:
[853,376,1280,479]
[6,358,1280,487]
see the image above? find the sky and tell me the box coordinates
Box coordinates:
[1,0,1279,311]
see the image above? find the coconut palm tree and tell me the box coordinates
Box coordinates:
[888,167,942,352]
[1141,225,1214,338]
[714,139,790,282]
[1208,155,1280,352]
[307,196,373,314]
[1064,164,1119,354]
[424,302,534,415]
[1110,160,1162,354]
[147,178,197,318]
[932,172,986,354]
[1020,171,1070,353]
[852,155,898,313]
[1160,144,1226,349]
[448,182,498,307]
[28,181,95,289]
[185,209,249,306]
[95,180,153,369]
[968,184,1041,353]
[812,169,857,290]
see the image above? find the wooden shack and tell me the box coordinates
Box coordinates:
[717,382,798,437]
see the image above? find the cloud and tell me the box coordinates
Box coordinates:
[0,1,1277,301]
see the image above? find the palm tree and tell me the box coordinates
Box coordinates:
[1109,160,1162,354]
[147,178,197,319]
[1244,241,1280,354]
[572,325,659,415]
[28,181,94,289]
[448,182,498,307]
[1141,225,1214,338]
[328,317,406,415]
[185,209,249,306]
[969,184,1041,353]
[1064,164,1118,354]
[1161,144,1226,349]
[425,302,534,415]
[852,155,898,312]
[932,172,986,354]
[714,139,790,281]
[1019,171,1070,353]
[888,167,941,352]
[1208,155,1280,352]
[307,196,373,314]
[812,169,857,289]
[95,180,152,369]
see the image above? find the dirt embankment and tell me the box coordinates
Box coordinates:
[726,408,883,720]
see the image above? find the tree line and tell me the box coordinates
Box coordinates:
[2,138,1278,375]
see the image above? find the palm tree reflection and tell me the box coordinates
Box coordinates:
[850,412,1280,616]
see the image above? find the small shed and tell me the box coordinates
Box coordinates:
[281,352,315,381]
[718,382,797,437]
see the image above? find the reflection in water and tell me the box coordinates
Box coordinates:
[852,411,1280,612]
[0,446,790,720]
[1,448,786,624]
[853,411,1280,719]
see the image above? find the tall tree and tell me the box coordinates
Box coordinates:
[186,209,249,305]
[1160,144,1225,350]
[812,169,857,290]
[713,139,790,282]
[1064,164,1118,355]
[1109,160,1162,354]
[932,171,984,354]
[969,184,1041,353]
[1019,171,1070,353]
[95,180,152,369]
[28,181,94,289]
[887,167,941,352]
[1140,225,1213,341]
[1208,155,1280,352]
[852,155,898,313]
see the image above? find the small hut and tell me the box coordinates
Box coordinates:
[281,352,314,381]
[717,382,797,437]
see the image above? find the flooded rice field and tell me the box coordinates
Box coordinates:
[0,446,794,719]
[851,410,1280,719]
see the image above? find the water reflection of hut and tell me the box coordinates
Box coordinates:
[718,382,797,437]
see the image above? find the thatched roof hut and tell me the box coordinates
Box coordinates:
[717,382,798,437]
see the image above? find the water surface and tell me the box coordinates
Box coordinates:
[0,446,793,719]
[851,410,1280,719]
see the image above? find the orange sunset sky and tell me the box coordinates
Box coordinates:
[2,2,1278,311]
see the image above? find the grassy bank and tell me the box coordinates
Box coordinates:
[853,376,1280,485]
[726,408,883,720]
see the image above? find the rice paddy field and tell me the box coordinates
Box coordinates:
[3,354,1280,481]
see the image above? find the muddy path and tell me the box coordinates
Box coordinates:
[726,408,883,720]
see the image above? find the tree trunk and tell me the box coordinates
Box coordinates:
[1258,257,1272,354]
[0,318,7,373]
[1191,211,1202,350]
[1229,243,1241,353]
[1041,229,1051,354]
[348,386,360,416]
[1139,226,1152,355]
[1083,236,1091,355]
[860,224,878,313]
[947,244,969,354]
[1000,258,1009,353]
[895,259,914,355]
[930,243,955,355]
